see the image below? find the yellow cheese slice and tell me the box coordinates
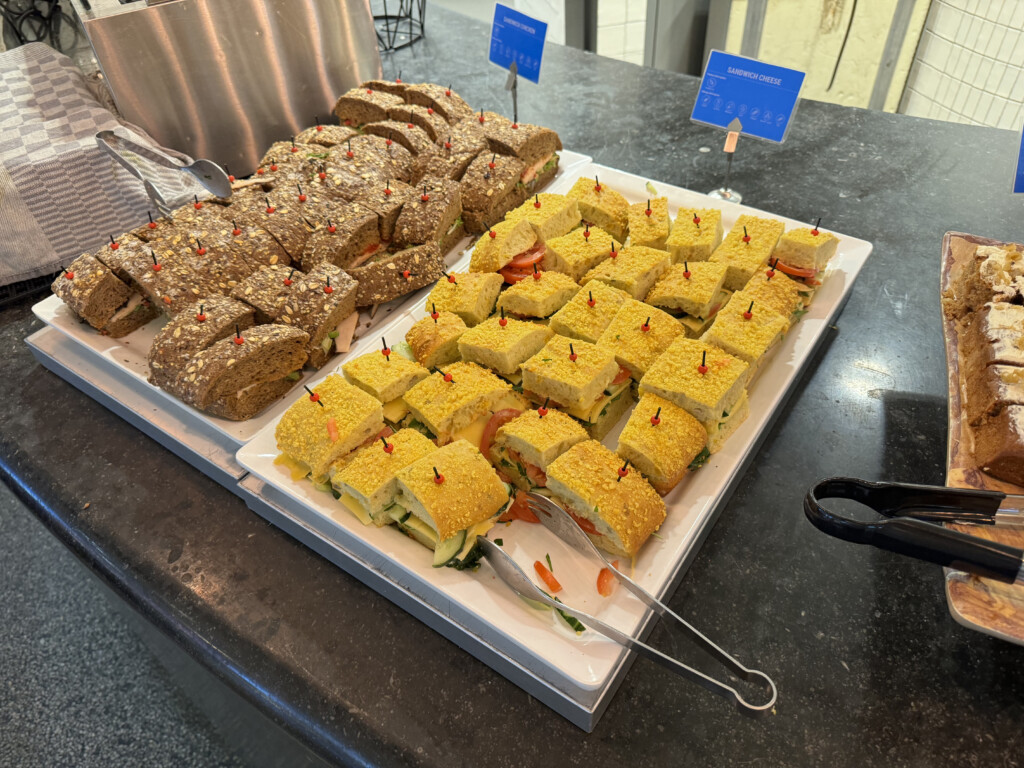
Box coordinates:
[274,452,311,482]
[382,397,409,424]
[338,491,374,526]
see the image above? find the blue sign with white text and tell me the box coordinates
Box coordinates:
[1015,127,1024,193]
[489,3,547,84]
[692,51,806,143]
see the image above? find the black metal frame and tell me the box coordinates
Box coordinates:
[374,0,425,53]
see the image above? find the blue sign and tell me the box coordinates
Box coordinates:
[489,3,547,84]
[1015,126,1024,193]
[692,51,806,143]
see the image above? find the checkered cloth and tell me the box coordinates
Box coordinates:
[0,43,204,286]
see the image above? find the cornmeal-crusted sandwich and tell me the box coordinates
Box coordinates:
[342,349,430,429]
[331,428,438,526]
[645,261,729,321]
[542,226,620,283]
[627,197,670,250]
[709,214,785,291]
[702,293,788,372]
[772,226,839,286]
[616,394,708,495]
[496,270,579,319]
[565,176,628,242]
[426,271,504,326]
[581,244,670,300]
[504,193,581,243]
[275,374,385,485]
[545,440,666,559]
[488,408,588,491]
[597,300,684,380]
[734,267,807,329]
[457,315,553,382]
[548,279,632,343]
[405,310,467,369]
[468,218,537,273]
[664,208,724,263]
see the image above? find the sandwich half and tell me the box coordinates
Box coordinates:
[488,408,588,492]
[342,350,430,429]
[616,393,708,495]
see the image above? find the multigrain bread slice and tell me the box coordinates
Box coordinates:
[121,242,217,317]
[258,140,321,171]
[411,119,488,183]
[520,334,619,411]
[542,226,620,283]
[148,296,255,389]
[616,393,707,495]
[457,316,553,377]
[496,270,580,319]
[597,299,684,380]
[295,124,358,147]
[490,408,588,491]
[581,245,671,300]
[346,243,445,306]
[334,87,405,127]
[627,197,671,250]
[362,121,436,157]
[324,134,414,186]
[356,182,416,242]
[278,263,359,368]
[231,264,299,324]
[360,78,407,97]
[275,374,385,483]
[173,324,309,420]
[52,254,132,331]
[665,208,724,263]
[477,111,562,169]
[548,279,632,344]
[426,271,504,326]
[90,233,149,283]
[229,193,312,261]
[405,311,466,369]
[331,428,438,525]
[459,152,527,233]
[402,361,513,443]
[395,439,510,542]
[391,178,462,249]
[299,206,381,272]
[565,177,628,242]
[404,82,475,123]
[468,218,538,273]
[545,440,666,559]
[387,103,449,143]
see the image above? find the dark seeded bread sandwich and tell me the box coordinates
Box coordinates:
[346,243,445,306]
[478,111,561,183]
[121,243,220,317]
[392,178,463,251]
[173,324,310,421]
[295,124,358,147]
[331,134,415,184]
[299,205,381,272]
[355,182,416,242]
[334,86,404,127]
[360,78,407,97]
[387,103,449,143]
[459,152,527,233]
[148,296,256,389]
[229,193,313,261]
[362,120,436,158]
[404,82,475,123]
[51,254,155,338]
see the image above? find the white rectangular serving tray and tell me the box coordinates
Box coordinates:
[28,150,595,446]
[236,161,874,726]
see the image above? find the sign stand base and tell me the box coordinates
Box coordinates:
[707,187,743,204]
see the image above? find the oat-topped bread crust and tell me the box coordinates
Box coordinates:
[231,264,300,324]
[147,224,254,294]
[549,279,632,343]
[402,361,512,441]
[582,244,670,300]
[459,152,527,233]
[543,226,620,283]
[276,373,385,482]
[404,83,475,123]
[258,140,322,172]
[521,334,619,410]
[332,428,438,518]
[318,161,393,203]
[326,133,414,181]
[392,178,462,249]
[639,337,749,425]
[230,194,313,260]
[121,242,218,317]
[346,243,445,306]
[174,324,309,419]
[92,233,149,283]
[295,124,358,147]
[405,311,466,369]
[616,393,707,495]
[702,293,787,366]
[493,408,588,469]
[279,263,359,368]
[362,121,436,157]
[645,262,728,318]
[356,182,417,243]
[387,103,449,143]
[496,271,580,319]
[148,295,255,389]
[395,439,509,540]
[299,206,381,272]
[457,316,553,376]
[710,214,786,291]
[666,208,724,263]
[477,111,562,164]
[52,254,132,331]
[426,271,504,326]
[598,299,684,380]
[342,351,429,403]
[468,218,537,273]
[546,440,666,558]
[627,197,671,250]
[565,177,629,243]
[334,87,404,127]
[411,143,482,184]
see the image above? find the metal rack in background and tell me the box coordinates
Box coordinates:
[373,0,424,52]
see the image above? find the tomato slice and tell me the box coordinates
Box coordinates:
[611,365,631,385]
[597,560,620,597]
[498,491,540,523]
[524,462,547,487]
[507,244,545,270]
[534,560,562,593]
[568,510,600,536]
[773,260,817,279]
[480,408,523,457]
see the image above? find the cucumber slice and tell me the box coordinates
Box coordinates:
[391,341,416,361]
[311,477,333,493]
[320,336,333,355]
[433,530,467,568]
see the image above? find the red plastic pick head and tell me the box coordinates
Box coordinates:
[196,313,206,322]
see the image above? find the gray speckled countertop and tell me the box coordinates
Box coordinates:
[3,6,1024,766]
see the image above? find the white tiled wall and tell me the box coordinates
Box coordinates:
[900,0,1024,129]
[596,0,647,66]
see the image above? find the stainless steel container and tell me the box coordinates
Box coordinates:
[69,0,382,174]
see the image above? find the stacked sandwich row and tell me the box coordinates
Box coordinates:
[944,240,1024,485]
[271,181,840,568]
[51,78,563,420]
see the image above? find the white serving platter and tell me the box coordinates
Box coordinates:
[29,148,595,448]
[236,161,874,726]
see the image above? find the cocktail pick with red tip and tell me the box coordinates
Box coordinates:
[587,290,596,307]
[232,219,242,236]
[594,175,601,192]
[109,235,119,250]
[766,259,777,279]
[381,336,391,360]
[499,307,507,327]
[194,194,202,210]
[610,242,618,258]
[384,179,392,196]
[382,436,394,454]
[531,263,541,280]
[62,265,73,280]
[538,397,549,417]
[683,261,691,279]
[150,249,161,271]
[645,199,652,217]
[195,237,206,256]
[697,350,708,375]
[315,116,323,132]
[324,277,334,294]
[811,217,821,236]
[327,219,336,234]
[641,316,651,332]
[433,466,444,484]
[402,269,413,280]
[431,302,439,322]
[346,139,354,158]
[196,304,206,322]
[693,212,701,227]
[533,194,541,209]
[318,163,327,181]
[407,111,415,129]
[290,136,298,153]
[478,108,485,124]
[617,459,630,481]
[284,269,294,286]
[488,227,496,239]
[147,211,157,229]
[443,270,456,284]
[297,183,306,202]
[265,196,276,214]
[445,135,452,150]
[436,367,454,384]
[386,131,393,147]
[743,300,754,320]
[396,70,402,84]
[742,226,750,243]
[421,186,430,202]
[234,324,244,345]
[569,343,577,363]
[304,385,324,406]
[650,406,662,426]
[488,153,496,170]
[269,159,278,172]
[583,223,590,240]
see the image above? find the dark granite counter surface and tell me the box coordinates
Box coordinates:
[3,6,1024,766]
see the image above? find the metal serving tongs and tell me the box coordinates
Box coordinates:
[805,477,1024,584]
[477,492,778,716]
[95,130,232,217]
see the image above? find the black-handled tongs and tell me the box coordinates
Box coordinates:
[804,477,1024,584]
